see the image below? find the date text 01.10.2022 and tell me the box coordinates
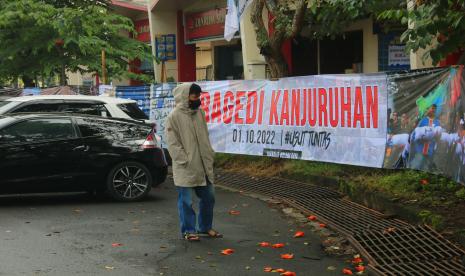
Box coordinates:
[232,129,276,145]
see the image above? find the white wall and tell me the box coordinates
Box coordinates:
[345,18,378,73]
[240,6,267,80]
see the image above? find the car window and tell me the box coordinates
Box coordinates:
[0,101,10,108]
[117,103,148,120]
[0,118,75,143]
[59,103,111,117]
[12,103,61,113]
[76,118,149,139]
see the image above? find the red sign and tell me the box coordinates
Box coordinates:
[134,19,150,42]
[184,8,226,43]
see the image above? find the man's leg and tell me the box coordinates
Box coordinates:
[176,186,197,236]
[194,182,215,233]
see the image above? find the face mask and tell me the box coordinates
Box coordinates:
[189,99,201,110]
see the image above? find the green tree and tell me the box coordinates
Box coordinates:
[251,0,403,78]
[379,0,465,65]
[0,0,152,86]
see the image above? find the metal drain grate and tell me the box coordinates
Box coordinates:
[217,171,408,235]
[216,171,341,199]
[284,197,409,235]
[214,170,465,275]
[354,226,465,266]
[370,259,465,276]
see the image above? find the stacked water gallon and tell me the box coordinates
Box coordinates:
[115,86,151,116]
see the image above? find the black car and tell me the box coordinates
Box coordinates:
[0,113,168,201]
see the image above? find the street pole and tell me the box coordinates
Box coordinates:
[101,49,107,85]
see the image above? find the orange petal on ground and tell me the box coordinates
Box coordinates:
[111,243,123,247]
[272,243,285,248]
[307,215,317,221]
[221,249,234,255]
[264,267,273,272]
[280,253,294,259]
[319,223,326,228]
[274,268,285,273]
[355,265,365,272]
[342,268,353,275]
[259,242,271,247]
[281,272,296,276]
[229,210,241,215]
[293,231,305,238]
[352,257,363,264]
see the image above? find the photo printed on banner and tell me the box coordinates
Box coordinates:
[384,66,465,184]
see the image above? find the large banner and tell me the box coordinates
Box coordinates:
[151,74,388,168]
[145,66,465,184]
[384,66,465,183]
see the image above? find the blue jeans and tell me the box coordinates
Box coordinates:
[176,182,215,235]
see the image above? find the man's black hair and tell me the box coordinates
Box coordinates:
[189,83,202,95]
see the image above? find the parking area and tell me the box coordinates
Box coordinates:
[0,177,346,276]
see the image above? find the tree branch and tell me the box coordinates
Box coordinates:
[289,0,308,38]
[263,0,278,15]
[251,0,269,47]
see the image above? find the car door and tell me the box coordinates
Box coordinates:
[0,117,84,193]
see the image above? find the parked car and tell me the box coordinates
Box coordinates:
[0,113,168,201]
[0,95,150,122]
[0,95,174,165]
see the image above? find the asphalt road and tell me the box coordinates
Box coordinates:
[0,177,347,276]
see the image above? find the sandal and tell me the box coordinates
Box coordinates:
[184,233,200,241]
[198,229,223,238]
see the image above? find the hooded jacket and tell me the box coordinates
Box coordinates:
[165,83,215,187]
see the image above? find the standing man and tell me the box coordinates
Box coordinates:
[165,83,221,241]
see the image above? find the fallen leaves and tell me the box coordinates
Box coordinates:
[383,227,396,235]
[327,266,337,271]
[342,268,353,275]
[221,248,234,255]
[293,231,305,238]
[280,253,294,259]
[258,242,271,247]
[229,210,241,215]
[272,243,285,248]
[264,267,296,276]
[307,215,317,221]
[264,267,273,272]
[352,257,363,264]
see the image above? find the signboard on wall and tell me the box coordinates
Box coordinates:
[155,34,176,61]
[388,45,410,68]
[134,19,150,42]
[184,8,227,44]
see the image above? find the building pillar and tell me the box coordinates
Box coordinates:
[240,7,266,80]
[177,10,196,82]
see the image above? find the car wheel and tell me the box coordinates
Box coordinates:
[106,161,152,202]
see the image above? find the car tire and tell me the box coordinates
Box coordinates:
[106,161,152,202]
